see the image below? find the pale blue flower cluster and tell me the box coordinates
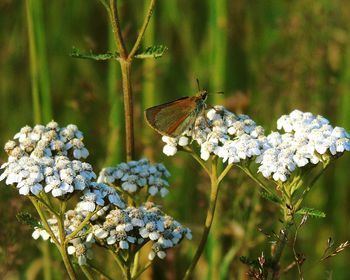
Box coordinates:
[92,202,192,260]
[33,202,191,263]
[77,182,126,212]
[98,159,171,197]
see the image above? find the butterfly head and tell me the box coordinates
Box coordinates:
[198,90,208,101]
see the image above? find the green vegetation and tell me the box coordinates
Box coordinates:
[0,0,349,279]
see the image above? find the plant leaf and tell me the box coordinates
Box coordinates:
[16,212,41,228]
[70,47,119,61]
[260,190,281,204]
[296,207,326,218]
[135,45,168,59]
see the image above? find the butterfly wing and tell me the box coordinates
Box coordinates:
[145,97,197,137]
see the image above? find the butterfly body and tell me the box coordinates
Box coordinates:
[145,90,208,137]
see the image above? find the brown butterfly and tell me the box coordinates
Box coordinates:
[144,90,208,137]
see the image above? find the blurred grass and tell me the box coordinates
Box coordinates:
[1,0,350,279]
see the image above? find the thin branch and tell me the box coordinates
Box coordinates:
[218,163,233,183]
[109,0,127,58]
[29,196,59,246]
[65,210,96,244]
[80,265,94,280]
[183,157,220,279]
[182,146,211,176]
[236,164,277,198]
[87,262,114,280]
[128,0,157,60]
[132,261,152,280]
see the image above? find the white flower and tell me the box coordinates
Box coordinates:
[163,144,177,156]
[178,136,189,146]
[257,110,350,181]
[94,228,108,239]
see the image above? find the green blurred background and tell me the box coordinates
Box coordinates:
[1,0,350,279]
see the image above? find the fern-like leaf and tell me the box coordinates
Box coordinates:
[135,45,168,59]
[296,207,326,218]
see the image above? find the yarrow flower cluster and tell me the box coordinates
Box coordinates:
[0,122,95,197]
[3,122,191,269]
[4,121,89,160]
[257,110,350,181]
[162,106,266,163]
[161,107,350,183]
[92,202,192,260]
[32,202,191,264]
[98,159,171,197]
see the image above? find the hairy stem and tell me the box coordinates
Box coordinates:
[120,59,135,161]
[269,216,293,280]
[109,0,127,58]
[184,157,220,279]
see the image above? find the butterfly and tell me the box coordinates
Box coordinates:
[144,90,208,137]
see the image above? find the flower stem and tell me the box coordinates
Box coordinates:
[269,214,293,279]
[120,59,135,161]
[128,0,156,60]
[237,164,278,199]
[184,157,220,279]
[57,215,77,280]
[29,197,59,245]
[183,146,211,175]
[80,265,94,280]
[87,262,114,280]
[132,261,152,280]
[109,0,127,58]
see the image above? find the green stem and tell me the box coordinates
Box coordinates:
[218,163,233,183]
[108,0,127,58]
[131,251,140,278]
[65,210,96,244]
[80,265,94,280]
[269,214,293,280]
[41,237,52,280]
[119,59,135,161]
[110,250,129,279]
[128,0,157,60]
[29,197,59,245]
[87,262,114,280]
[183,157,220,279]
[237,164,277,198]
[30,197,76,279]
[132,261,152,280]
[183,146,211,176]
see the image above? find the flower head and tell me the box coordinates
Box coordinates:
[161,106,266,163]
[98,159,171,197]
[257,110,350,181]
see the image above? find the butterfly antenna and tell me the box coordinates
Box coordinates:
[196,78,201,91]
